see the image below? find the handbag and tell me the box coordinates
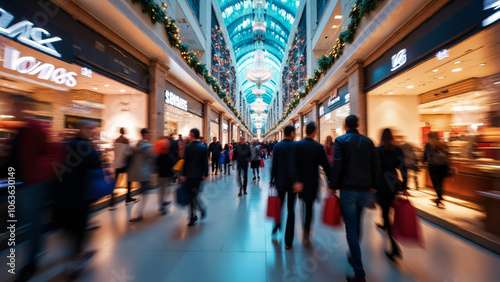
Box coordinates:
[266,188,281,222]
[322,196,342,227]
[173,159,185,172]
[176,182,192,207]
[85,168,115,201]
[392,197,424,247]
[260,158,265,168]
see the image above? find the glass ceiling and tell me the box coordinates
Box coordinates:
[218,0,300,129]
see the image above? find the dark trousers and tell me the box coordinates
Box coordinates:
[237,164,248,191]
[211,158,220,173]
[377,192,400,254]
[285,192,298,246]
[429,164,447,201]
[340,190,370,280]
[223,163,231,175]
[276,190,287,225]
[186,178,204,219]
[302,198,314,233]
[111,167,133,205]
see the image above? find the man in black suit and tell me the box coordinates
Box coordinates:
[329,115,380,282]
[232,136,251,197]
[208,136,223,175]
[293,122,331,248]
[182,128,209,226]
[270,125,297,241]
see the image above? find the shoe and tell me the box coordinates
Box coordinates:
[252,177,256,180]
[188,216,198,226]
[258,176,260,179]
[15,261,37,282]
[303,231,311,248]
[126,198,139,205]
[160,207,167,215]
[129,215,143,223]
[272,224,280,235]
[244,190,247,195]
[346,275,366,282]
[201,209,207,219]
[285,245,292,250]
[238,190,242,197]
[108,205,116,211]
[376,223,386,230]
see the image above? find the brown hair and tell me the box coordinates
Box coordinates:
[428,132,446,152]
[324,135,334,148]
[380,128,397,152]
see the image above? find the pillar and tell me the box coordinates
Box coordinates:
[203,100,211,140]
[346,60,367,135]
[149,59,169,140]
[299,113,304,140]
[312,100,320,142]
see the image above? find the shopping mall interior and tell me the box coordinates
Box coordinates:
[1,0,500,281]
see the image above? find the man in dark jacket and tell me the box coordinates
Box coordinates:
[182,128,209,226]
[208,136,223,175]
[232,136,251,196]
[293,122,331,248]
[270,125,297,241]
[329,115,380,282]
[268,141,275,158]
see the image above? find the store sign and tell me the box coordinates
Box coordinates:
[164,90,188,111]
[319,106,325,116]
[483,0,500,27]
[0,7,62,58]
[319,90,349,117]
[3,46,77,87]
[390,49,406,71]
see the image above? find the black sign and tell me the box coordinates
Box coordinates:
[364,0,492,90]
[318,83,349,117]
[0,0,149,92]
[165,82,204,117]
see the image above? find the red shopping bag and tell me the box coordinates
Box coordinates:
[260,158,265,168]
[266,188,281,222]
[392,197,424,247]
[322,196,342,227]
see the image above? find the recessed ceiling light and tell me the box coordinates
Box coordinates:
[433,109,440,112]
[420,84,425,87]
[452,68,462,72]
[104,84,110,87]
[388,92,393,95]
[479,63,485,66]
[93,87,98,90]
[494,81,500,85]
[3,83,7,86]
[120,89,126,92]
[332,25,339,28]
[475,93,479,96]
[454,61,461,64]
[439,76,445,79]
[432,69,438,72]
[407,85,414,89]
[334,15,342,19]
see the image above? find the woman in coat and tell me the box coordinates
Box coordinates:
[375,128,407,261]
[422,132,449,208]
[250,140,261,180]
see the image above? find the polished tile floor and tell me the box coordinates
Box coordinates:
[2,159,500,282]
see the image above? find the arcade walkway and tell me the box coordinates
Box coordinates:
[2,159,500,282]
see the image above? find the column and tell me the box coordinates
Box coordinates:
[149,59,169,140]
[299,113,304,140]
[312,100,320,142]
[203,100,211,140]
[346,60,367,135]
[219,112,224,144]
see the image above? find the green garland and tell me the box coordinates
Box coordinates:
[131,0,250,131]
[264,0,384,136]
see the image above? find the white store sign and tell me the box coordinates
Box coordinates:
[164,90,188,111]
[3,46,77,87]
[391,49,406,71]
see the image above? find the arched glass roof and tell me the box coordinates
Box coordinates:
[219,0,300,129]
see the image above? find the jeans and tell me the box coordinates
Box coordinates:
[133,181,150,218]
[340,190,371,280]
[211,158,220,174]
[237,164,248,191]
[223,163,231,175]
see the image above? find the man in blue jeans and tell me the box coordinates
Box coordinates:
[329,115,380,282]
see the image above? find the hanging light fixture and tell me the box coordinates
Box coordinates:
[250,97,268,113]
[245,43,274,87]
[252,88,266,96]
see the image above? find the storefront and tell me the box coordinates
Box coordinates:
[222,119,229,146]
[318,83,350,143]
[302,111,313,137]
[0,0,149,146]
[163,82,204,138]
[364,0,500,204]
[209,109,220,140]
[293,119,300,138]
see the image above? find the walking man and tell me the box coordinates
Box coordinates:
[329,115,380,282]
[182,128,209,226]
[292,122,331,248]
[208,136,223,175]
[270,125,297,242]
[232,136,251,197]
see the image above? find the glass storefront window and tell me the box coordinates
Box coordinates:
[222,119,229,146]
[164,105,203,138]
[319,103,350,144]
[302,111,313,137]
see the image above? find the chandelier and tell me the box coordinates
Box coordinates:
[244,44,274,87]
[252,88,266,96]
[250,97,268,113]
[254,122,263,128]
